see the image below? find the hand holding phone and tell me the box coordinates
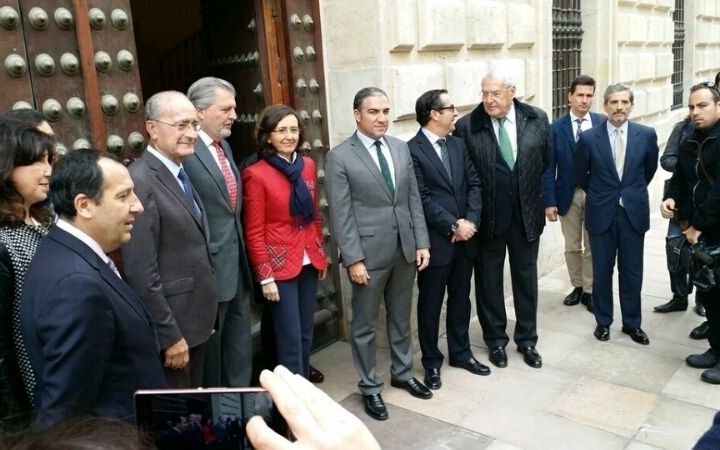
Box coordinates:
[247,365,380,450]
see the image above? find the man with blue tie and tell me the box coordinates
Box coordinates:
[121,91,218,388]
[543,75,604,311]
[408,89,486,390]
[573,83,658,344]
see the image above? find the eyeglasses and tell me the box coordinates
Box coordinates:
[435,105,456,112]
[272,127,300,136]
[153,120,202,132]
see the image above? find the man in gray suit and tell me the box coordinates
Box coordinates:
[184,77,253,387]
[121,91,218,388]
[326,87,432,421]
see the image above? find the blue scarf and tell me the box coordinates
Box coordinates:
[266,152,314,226]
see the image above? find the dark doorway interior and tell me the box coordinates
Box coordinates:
[130,0,266,164]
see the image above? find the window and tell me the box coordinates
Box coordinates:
[552,0,583,119]
[671,0,685,110]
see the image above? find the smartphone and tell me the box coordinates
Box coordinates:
[134,388,288,450]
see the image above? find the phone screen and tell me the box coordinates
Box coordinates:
[134,388,287,450]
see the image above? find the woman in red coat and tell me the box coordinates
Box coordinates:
[242,104,327,378]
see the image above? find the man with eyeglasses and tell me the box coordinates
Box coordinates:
[407,89,486,390]
[183,77,254,389]
[543,75,604,312]
[454,70,550,369]
[121,90,218,388]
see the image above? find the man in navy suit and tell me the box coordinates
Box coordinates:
[408,89,486,390]
[544,75,603,310]
[20,149,166,430]
[573,83,658,345]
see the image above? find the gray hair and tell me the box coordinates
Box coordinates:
[603,83,633,104]
[144,90,186,120]
[483,69,517,89]
[187,77,236,109]
[353,87,388,111]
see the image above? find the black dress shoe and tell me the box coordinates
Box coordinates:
[517,346,542,368]
[488,347,508,368]
[622,326,650,345]
[694,301,706,317]
[363,393,388,420]
[449,356,491,376]
[690,321,710,340]
[701,366,720,384]
[424,368,442,390]
[390,377,433,399]
[309,365,324,383]
[581,293,593,313]
[563,287,583,305]
[653,296,688,313]
[686,349,719,369]
[594,325,610,341]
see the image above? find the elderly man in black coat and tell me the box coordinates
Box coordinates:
[454,70,551,370]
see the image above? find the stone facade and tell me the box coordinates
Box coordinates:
[318,0,720,338]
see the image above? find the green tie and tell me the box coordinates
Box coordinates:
[498,117,514,168]
[374,140,395,197]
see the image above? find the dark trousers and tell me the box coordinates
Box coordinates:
[164,343,206,388]
[590,205,645,329]
[475,216,540,348]
[264,265,317,378]
[698,286,720,353]
[417,247,474,369]
[667,220,692,298]
[203,294,252,387]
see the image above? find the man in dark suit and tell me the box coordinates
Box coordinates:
[574,83,658,345]
[121,91,218,387]
[326,87,432,421]
[407,89,487,390]
[20,149,166,430]
[454,70,550,369]
[184,77,253,387]
[544,75,604,310]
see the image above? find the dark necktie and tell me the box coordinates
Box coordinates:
[575,118,584,142]
[178,167,201,220]
[373,140,395,197]
[437,138,452,182]
[498,117,514,168]
[211,141,238,210]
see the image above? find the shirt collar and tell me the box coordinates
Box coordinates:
[146,145,183,177]
[495,103,516,125]
[606,120,629,136]
[356,129,386,150]
[55,218,110,264]
[421,127,443,145]
[569,111,591,122]
[198,130,215,148]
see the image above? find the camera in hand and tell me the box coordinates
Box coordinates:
[135,388,288,450]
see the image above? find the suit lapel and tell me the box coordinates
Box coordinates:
[350,133,394,200]
[417,131,452,188]
[560,114,575,149]
[447,138,464,192]
[622,123,641,181]
[142,151,205,230]
[194,142,232,207]
[49,227,152,328]
[595,126,620,182]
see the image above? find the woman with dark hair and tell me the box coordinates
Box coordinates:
[0,120,55,437]
[242,104,327,378]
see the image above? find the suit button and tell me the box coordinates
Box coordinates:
[392,225,398,230]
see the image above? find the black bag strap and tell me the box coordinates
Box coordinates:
[698,147,715,186]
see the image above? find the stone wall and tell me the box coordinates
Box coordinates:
[318,0,720,340]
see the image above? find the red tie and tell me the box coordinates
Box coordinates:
[211,141,238,210]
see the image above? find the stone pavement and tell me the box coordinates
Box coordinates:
[310,212,719,449]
